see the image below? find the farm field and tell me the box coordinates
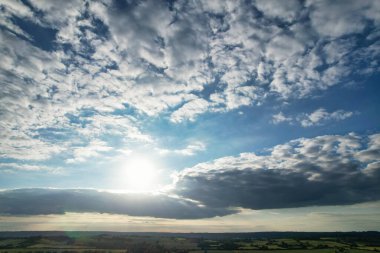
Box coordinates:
[0,232,379,253]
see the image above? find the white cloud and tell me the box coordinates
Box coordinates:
[357,134,380,163]
[65,139,113,164]
[299,108,354,127]
[170,98,210,123]
[255,0,302,22]
[272,112,292,124]
[76,114,152,143]
[307,0,380,38]
[0,0,35,39]
[266,34,305,62]
[0,163,63,174]
[28,0,83,26]
[0,0,379,161]
[272,108,355,127]
[157,141,206,156]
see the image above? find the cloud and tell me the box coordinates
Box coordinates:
[170,98,210,123]
[272,112,292,124]
[65,139,113,164]
[0,0,380,161]
[0,188,235,219]
[307,0,380,38]
[156,141,206,156]
[255,0,302,23]
[299,108,354,127]
[0,163,63,174]
[272,108,355,127]
[1,133,379,219]
[74,114,152,142]
[0,0,35,39]
[357,134,380,163]
[173,132,380,210]
[28,0,83,26]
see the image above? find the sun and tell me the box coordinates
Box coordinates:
[120,155,160,192]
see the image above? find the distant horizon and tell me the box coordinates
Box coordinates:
[1,230,379,234]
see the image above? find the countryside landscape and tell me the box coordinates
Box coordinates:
[0,0,380,252]
[1,232,380,253]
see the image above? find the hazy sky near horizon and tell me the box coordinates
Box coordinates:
[0,0,380,231]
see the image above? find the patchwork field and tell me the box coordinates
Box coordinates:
[0,232,379,253]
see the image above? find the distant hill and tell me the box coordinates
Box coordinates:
[0,231,379,239]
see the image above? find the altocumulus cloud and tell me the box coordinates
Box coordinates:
[173,133,380,210]
[272,108,355,127]
[1,0,380,162]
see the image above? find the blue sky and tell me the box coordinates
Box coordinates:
[0,0,380,231]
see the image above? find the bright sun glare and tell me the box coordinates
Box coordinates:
[121,155,160,192]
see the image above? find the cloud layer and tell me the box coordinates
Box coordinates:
[0,0,379,162]
[0,188,235,219]
[1,133,379,219]
[173,133,380,210]
[0,1,380,224]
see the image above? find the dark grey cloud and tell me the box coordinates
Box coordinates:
[0,188,236,219]
[173,133,380,210]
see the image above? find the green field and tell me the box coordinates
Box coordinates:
[189,250,375,253]
[0,232,379,253]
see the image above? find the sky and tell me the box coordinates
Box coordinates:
[0,0,380,232]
